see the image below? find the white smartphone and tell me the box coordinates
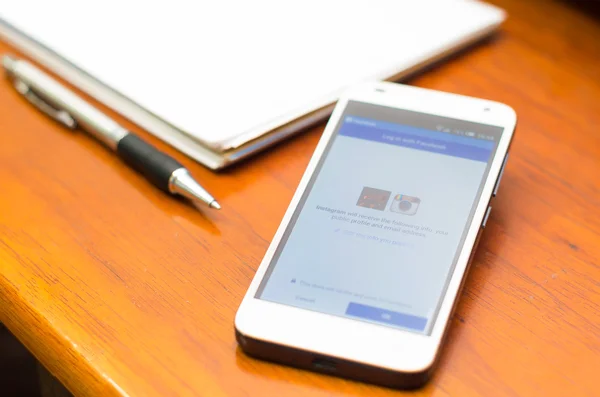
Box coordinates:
[235,82,516,388]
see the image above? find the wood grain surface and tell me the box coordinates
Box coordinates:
[1,0,599,395]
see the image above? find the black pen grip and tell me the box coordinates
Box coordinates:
[116,134,183,192]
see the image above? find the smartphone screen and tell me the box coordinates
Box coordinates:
[256,101,505,335]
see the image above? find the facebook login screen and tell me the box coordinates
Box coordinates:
[256,101,504,335]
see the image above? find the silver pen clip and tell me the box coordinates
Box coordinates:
[12,79,78,129]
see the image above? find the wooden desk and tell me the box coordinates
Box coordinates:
[1,0,599,395]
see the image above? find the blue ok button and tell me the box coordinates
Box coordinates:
[345,302,428,331]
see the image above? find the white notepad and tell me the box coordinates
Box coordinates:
[0,0,505,169]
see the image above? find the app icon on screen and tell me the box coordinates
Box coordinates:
[390,194,421,216]
[356,187,392,211]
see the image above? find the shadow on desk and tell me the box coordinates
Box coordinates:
[0,325,71,397]
[566,0,600,16]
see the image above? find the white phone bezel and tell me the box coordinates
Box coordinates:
[235,81,516,373]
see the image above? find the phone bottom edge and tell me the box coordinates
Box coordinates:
[234,328,436,390]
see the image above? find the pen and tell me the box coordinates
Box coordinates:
[2,55,220,210]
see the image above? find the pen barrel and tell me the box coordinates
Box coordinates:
[6,58,127,149]
[117,134,183,192]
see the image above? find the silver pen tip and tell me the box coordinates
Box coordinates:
[169,169,219,210]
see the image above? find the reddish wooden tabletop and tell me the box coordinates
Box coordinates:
[1,0,599,395]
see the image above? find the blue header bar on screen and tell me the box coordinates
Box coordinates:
[339,116,495,162]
